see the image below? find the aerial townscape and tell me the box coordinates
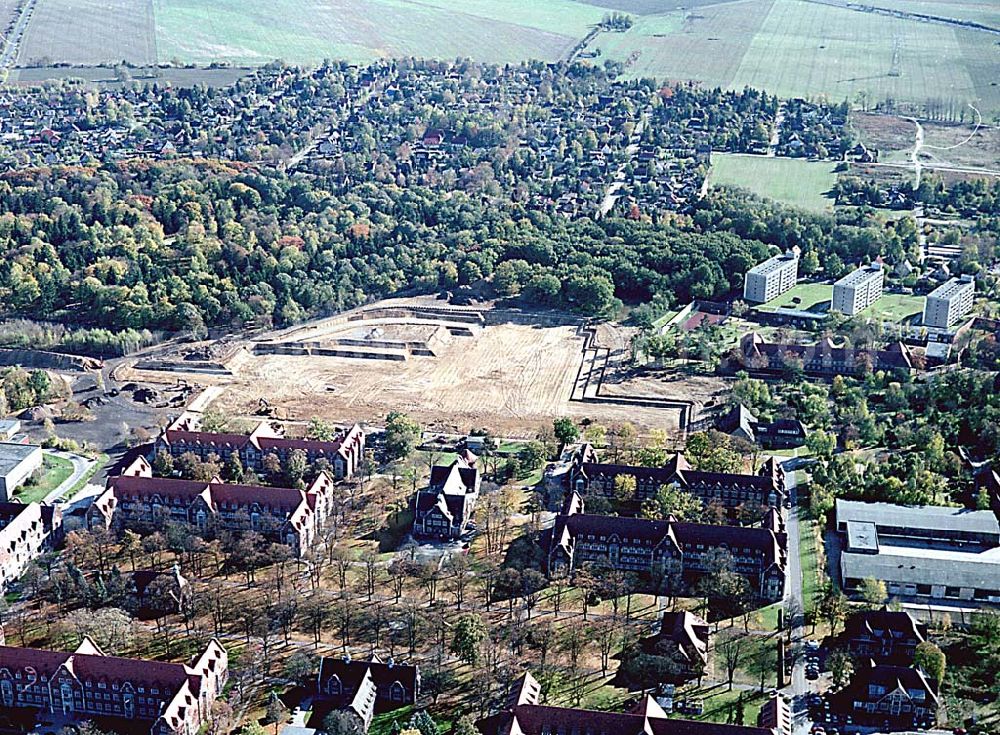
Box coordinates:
[0,2,997,735]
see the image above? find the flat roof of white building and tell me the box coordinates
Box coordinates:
[0,441,41,477]
[835,499,1000,537]
[927,275,975,300]
[748,250,798,276]
[834,263,883,288]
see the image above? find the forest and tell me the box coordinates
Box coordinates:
[0,159,948,338]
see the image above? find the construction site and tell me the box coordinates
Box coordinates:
[114,298,727,437]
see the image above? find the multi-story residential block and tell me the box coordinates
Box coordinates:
[316,654,420,732]
[832,262,885,316]
[923,275,975,329]
[565,444,786,511]
[87,460,335,557]
[0,637,227,735]
[842,608,927,664]
[412,456,480,539]
[0,501,62,592]
[0,441,43,501]
[548,493,786,602]
[743,248,800,303]
[156,412,365,480]
[477,672,780,735]
[836,499,1000,604]
[830,661,939,731]
[740,332,914,377]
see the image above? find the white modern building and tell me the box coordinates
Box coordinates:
[832,262,884,316]
[836,499,1000,604]
[0,442,43,502]
[743,248,800,303]
[923,275,975,329]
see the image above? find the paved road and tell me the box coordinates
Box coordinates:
[598,111,648,217]
[41,450,96,504]
[778,460,814,735]
[0,0,37,69]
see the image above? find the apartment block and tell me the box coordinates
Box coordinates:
[743,248,800,303]
[923,275,975,329]
[832,262,884,316]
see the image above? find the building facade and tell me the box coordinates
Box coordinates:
[0,638,227,735]
[836,499,1000,604]
[0,501,62,592]
[743,248,800,303]
[316,654,419,732]
[832,263,885,316]
[0,442,43,502]
[923,275,975,329]
[831,662,938,731]
[548,493,786,602]
[477,672,779,735]
[842,608,926,664]
[156,413,365,480]
[565,445,786,511]
[412,457,480,539]
[739,332,914,377]
[87,461,335,557]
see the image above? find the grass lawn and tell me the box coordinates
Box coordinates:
[710,154,839,213]
[696,686,767,726]
[13,455,74,504]
[799,512,822,610]
[758,283,833,313]
[859,292,924,323]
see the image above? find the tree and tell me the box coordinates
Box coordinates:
[451,613,488,666]
[405,711,438,735]
[553,417,579,446]
[914,641,946,685]
[828,649,854,688]
[716,634,748,689]
[641,485,703,521]
[452,716,479,735]
[859,577,887,607]
[806,429,837,459]
[323,711,364,735]
[264,694,289,735]
[818,584,847,634]
[384,411,421,461]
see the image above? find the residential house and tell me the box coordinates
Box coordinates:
[156,412,365,480]
[0,637,227,735]
[716,404,807,449]
[565,444,786,511]
[87,464,336,557]
[412,457,481,540]
[739,332,914,377]
[548,493,786,602]
[0,501,62,593]
[841,608,926,664]
[315,654,419,732]
[830,661,939,731]
[476,672,779,735]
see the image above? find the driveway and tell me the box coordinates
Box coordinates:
[42,449,96,503]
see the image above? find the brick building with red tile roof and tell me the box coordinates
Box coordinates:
[0,637,227,735]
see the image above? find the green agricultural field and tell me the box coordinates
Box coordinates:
[599,0,999,117]
[153,0,604,66]
[16,0,998,115]
[709,154,839,213]
[758,283,834,313]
